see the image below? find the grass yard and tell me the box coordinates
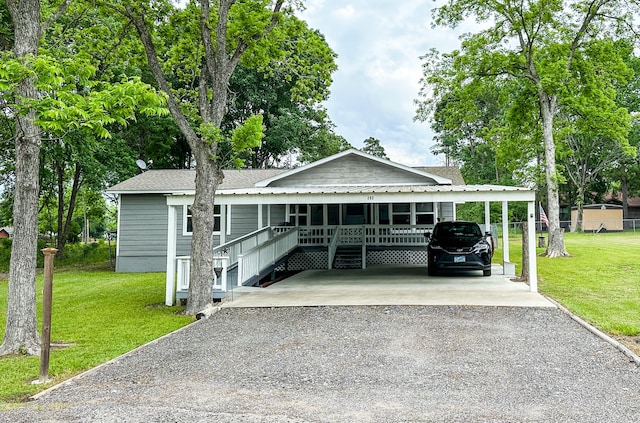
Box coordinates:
[502,231,640,345]
[0,265,193,405]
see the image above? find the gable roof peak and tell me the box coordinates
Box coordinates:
[255,149,451,187]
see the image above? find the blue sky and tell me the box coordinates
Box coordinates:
[298,1,468,166]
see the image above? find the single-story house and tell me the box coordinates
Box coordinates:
[0,227,12,238]
[571,204,623,232]
[108,149,539,305]
[605,195,640,220]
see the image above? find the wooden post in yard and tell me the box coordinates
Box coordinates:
[39,247,58,383]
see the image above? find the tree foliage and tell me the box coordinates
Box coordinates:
[0,0,167,357]
[418,0,639,256]
[361,137,388,159]
[109,0,325,314]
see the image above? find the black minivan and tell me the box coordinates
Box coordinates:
[425,221,494,276]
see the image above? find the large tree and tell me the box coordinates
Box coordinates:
[111,0,318,314]
[418,0,636,257]
[361,137,388,159]
[0,0,166,356]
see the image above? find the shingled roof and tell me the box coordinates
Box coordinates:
[414,167,465,186]
[108,166,464,193]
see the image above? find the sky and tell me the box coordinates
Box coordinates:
[298,0,466,166]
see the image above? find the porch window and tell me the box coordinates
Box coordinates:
[310,205,324,225]
[378,204,390,224]
[392,203,411,225]
[416,202,435,225]
[184,204,221,235]
[327,204,340,225]
[289,204,308,226]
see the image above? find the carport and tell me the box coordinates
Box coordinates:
[222,264,553,308]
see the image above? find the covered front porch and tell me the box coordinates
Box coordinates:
[164,193,540,306]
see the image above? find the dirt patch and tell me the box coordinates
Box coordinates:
[616,335,640,357]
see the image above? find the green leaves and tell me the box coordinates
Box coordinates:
[229,114,264,167]
[0,51,167,138]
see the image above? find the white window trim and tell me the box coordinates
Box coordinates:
[182,204,222,236]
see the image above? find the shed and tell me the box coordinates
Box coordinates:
[571,204,623,231]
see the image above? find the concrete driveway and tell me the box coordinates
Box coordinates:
[225,264,554,308]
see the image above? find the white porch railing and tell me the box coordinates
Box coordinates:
[237,227,299,286]
[213,226,273,264]
[175,226,296,298]
[327,226,340,269]
[176,255,229,294]
[293,225,432,247]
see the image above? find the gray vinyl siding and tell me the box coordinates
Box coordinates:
[229,204,259,240]
[116,194,168,272]
[439,202,455,221]
[268,155,435,187]
[270,204,286,225]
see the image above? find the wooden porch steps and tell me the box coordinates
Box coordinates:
[333,246,362,269]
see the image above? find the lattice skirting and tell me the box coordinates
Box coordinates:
[277,250,328,271]
[367,249,428,265]
[276,248,427,272]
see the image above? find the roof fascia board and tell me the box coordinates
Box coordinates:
[108,189,195,195]
[164,187,534,206]
[216,190,534,205]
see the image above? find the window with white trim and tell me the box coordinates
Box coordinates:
[391,203,411,224]
[416,202,435,225]
[289,204,308,226]
[184,204,221,235]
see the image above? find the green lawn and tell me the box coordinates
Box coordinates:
[0,267,193,405]
[501,231,640,336]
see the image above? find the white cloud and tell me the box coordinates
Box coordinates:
[299,0,473,166]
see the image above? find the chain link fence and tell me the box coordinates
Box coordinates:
[503,219,640,235]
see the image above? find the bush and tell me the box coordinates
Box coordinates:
[0,239,114,272]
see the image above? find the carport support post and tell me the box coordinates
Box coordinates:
[165,204,177,306]
[484,201,491,233]
[501,201,510,260]
[527,201,538,292]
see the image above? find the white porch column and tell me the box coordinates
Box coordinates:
[258,204,263,228]
[225,204,232,239]
[527,201,538,292]
[501,201,509,259]
[484,201,491,231]
[267,204,271,226]
[501,201,515,276]
[165,204,177,306]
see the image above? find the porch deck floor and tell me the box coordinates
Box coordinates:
[222,264,554,308]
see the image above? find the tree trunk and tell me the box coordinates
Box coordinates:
[574,186,585,233]
[621,169,629,218]
[0,0,42,356]
[538,92,569,257]
[185,150,222,314]
[56,162,82,258]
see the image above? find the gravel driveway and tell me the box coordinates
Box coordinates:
[2,306,639,422]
